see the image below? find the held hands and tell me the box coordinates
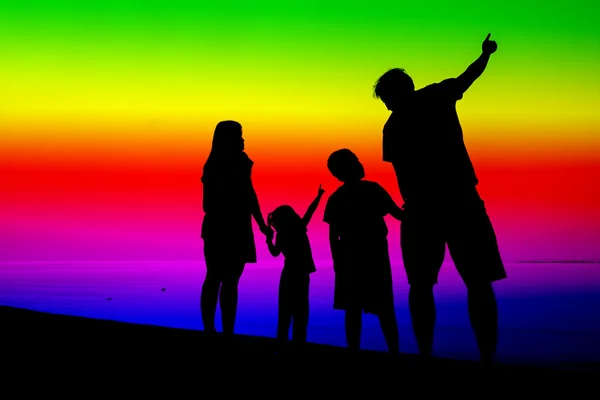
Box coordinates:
[265,227,274,241]
[260,223,273,238]
[482,33,497,55]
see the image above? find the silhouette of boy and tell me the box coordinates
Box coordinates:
[323,149,403,354]
[266,185,325,352]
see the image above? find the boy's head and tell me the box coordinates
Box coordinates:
[373,68,415,111]
[327,149,365,183]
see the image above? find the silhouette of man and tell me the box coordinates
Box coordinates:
[373,34,507,363]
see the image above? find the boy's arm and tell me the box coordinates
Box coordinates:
[379,184,404,221]
[328,225,341,273]
[302,185,326,225]
[455,33,498,94]
[388,201,404,221]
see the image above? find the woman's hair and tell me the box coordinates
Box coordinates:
[202,120,245,183]
[267,205,303,233]
[209,120,242,157]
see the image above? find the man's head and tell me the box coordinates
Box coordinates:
[373,68,415,111]
[327,149,365,183]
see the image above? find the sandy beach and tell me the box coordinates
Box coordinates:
[2,305,597,396]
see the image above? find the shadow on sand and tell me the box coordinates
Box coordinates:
[1,305,598,395]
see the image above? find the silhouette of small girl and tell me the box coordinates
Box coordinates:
[323,149,404,354]
[266,185,325,352]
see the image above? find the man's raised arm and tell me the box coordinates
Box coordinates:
[456,33,498,94]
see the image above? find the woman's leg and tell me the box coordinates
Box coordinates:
[200,269,221,333]
[345,309,362,351]
[219,261,245,335]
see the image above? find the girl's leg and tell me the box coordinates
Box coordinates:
[345,309,362,351]
[292,275,310,344]
[277,271,292,350]
[219,262,245,335]
[200,270,221,334]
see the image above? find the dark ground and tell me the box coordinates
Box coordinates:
[1,305,597,396]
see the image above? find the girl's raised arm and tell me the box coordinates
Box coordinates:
[302,185,325,225]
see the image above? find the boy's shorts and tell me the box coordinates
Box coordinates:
[400,188,507,286]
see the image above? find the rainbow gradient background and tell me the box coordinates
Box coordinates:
[1,1,600,365]
[2,1,599,263]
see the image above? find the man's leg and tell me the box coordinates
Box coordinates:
[466,282,498,363]
[401,202,445,357]
[448,188,506,364]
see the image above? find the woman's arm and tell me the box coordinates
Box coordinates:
[249,176,270,236]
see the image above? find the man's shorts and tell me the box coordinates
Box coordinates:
[400,188,507,286]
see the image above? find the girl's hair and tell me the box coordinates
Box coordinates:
[267,205,303,233]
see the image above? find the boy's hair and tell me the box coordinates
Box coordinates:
[373,68,415,102]
[327,148,360,182]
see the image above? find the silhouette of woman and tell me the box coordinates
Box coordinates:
[201,120,271,335]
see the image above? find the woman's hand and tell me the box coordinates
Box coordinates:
[265,227,274,241]
[260,224,273,237]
